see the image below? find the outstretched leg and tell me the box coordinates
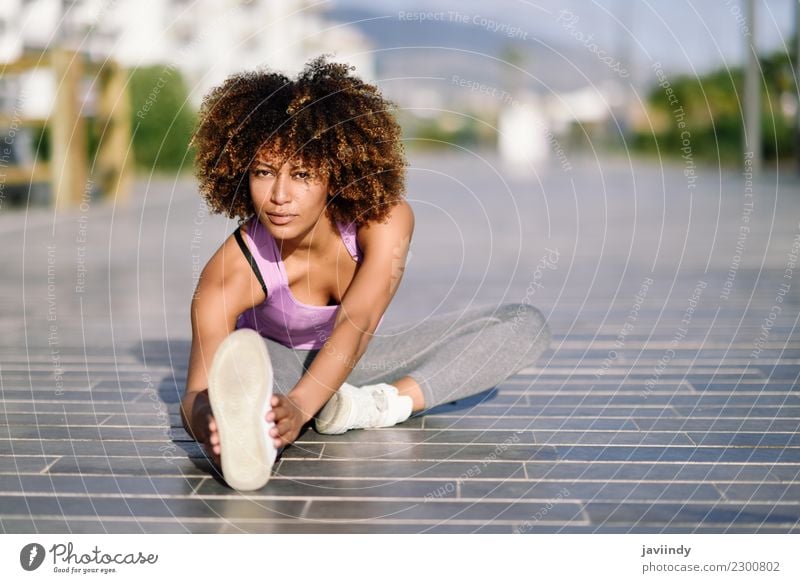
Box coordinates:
[347,301,552,411]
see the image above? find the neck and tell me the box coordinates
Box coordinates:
[271,212,337,260]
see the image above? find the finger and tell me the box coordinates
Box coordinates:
[271,405,286,421]
[273,437,283,449]
[276,418,291,435]
[208,418,216,432]
[271,395,280,407]
[210,433,219,445]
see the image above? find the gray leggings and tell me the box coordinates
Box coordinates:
[263,302,552,412]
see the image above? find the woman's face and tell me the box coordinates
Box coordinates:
[248,149,330,239]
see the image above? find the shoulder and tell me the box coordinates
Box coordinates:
[196,222,266,307]
[201,227,251,286]
[356,200,414,252]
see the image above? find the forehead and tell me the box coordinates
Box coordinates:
[254,144,307,167]
[253,155,306,167]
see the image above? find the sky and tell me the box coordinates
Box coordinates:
[329,0,795,75]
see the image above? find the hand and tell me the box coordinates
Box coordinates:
[189,391,221,468]
[202,412,221,469]
[265,394,310,449]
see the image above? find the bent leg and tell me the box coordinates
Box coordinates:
[348,302,552,411]
[259,337,316,397]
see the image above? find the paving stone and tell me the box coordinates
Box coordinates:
[1,402,155,414]
[631,418,800,432]
[532,431,694,446]
[2,425,186,441]
[301,428,538,445]
[432,406,683,417]
[318,442,558,462]
[193,476,462,499]
[766,466,800,482]
[422,416,639,431]
[0,457,60,475]
[1,390,146,403]
[548,445,800,464]
[583,502,800,526]
[0,474,203,496]
[1,439,202,458]
[721,483,800,504]
[1,413,119,426]
[692,382,800,392]
[514,524,798,533]
[44,455,216,478]
[524,461,783,482]
[276,459,526,480]
[216,521,513,534]
[525,394,799,406]
[672,406,800,417]
[301,498,587,523]
[459,480,723,502]
[0,495,307,521]
[0,438,322,460]
[687,432,800,447]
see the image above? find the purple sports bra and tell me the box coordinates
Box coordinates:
[234,214,385,349]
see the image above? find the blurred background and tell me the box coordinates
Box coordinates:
[0,0,798,344]
[0,0,796,207]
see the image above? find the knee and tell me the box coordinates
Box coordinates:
[500,302,552,351]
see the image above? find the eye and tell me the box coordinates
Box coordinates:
[252,168,273,177]
[294,171,310,179]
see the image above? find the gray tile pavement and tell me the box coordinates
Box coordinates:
[1,151,798,532]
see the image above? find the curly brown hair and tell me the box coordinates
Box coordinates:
[189,54,408,228]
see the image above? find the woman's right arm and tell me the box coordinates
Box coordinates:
[180,226,266,444]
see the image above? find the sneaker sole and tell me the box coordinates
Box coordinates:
[207,328,276,490]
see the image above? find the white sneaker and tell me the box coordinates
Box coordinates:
[315,382,413,435]
[207,328,277,490]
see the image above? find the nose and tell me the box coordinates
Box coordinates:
[269,170,292,205]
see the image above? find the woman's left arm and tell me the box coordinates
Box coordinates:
[268,201,415,447]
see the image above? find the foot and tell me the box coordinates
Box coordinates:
[314,382,413,435]
[207,328,277,490]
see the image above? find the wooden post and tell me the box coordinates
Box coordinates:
[96,60,132,204]
[1,49,128,207]
[51,49,88,209]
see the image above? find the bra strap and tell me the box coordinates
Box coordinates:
[234,226,268,296]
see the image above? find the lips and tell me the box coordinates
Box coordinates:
[267,213,296,225]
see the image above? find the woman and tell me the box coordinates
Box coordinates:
[181,55,552,491]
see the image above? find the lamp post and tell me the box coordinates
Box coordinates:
[743,0,761,174]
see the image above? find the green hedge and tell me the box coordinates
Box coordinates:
[633,48,795,164]
[128,65,197,173]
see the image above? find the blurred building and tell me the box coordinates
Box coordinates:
[0,0,376,113]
